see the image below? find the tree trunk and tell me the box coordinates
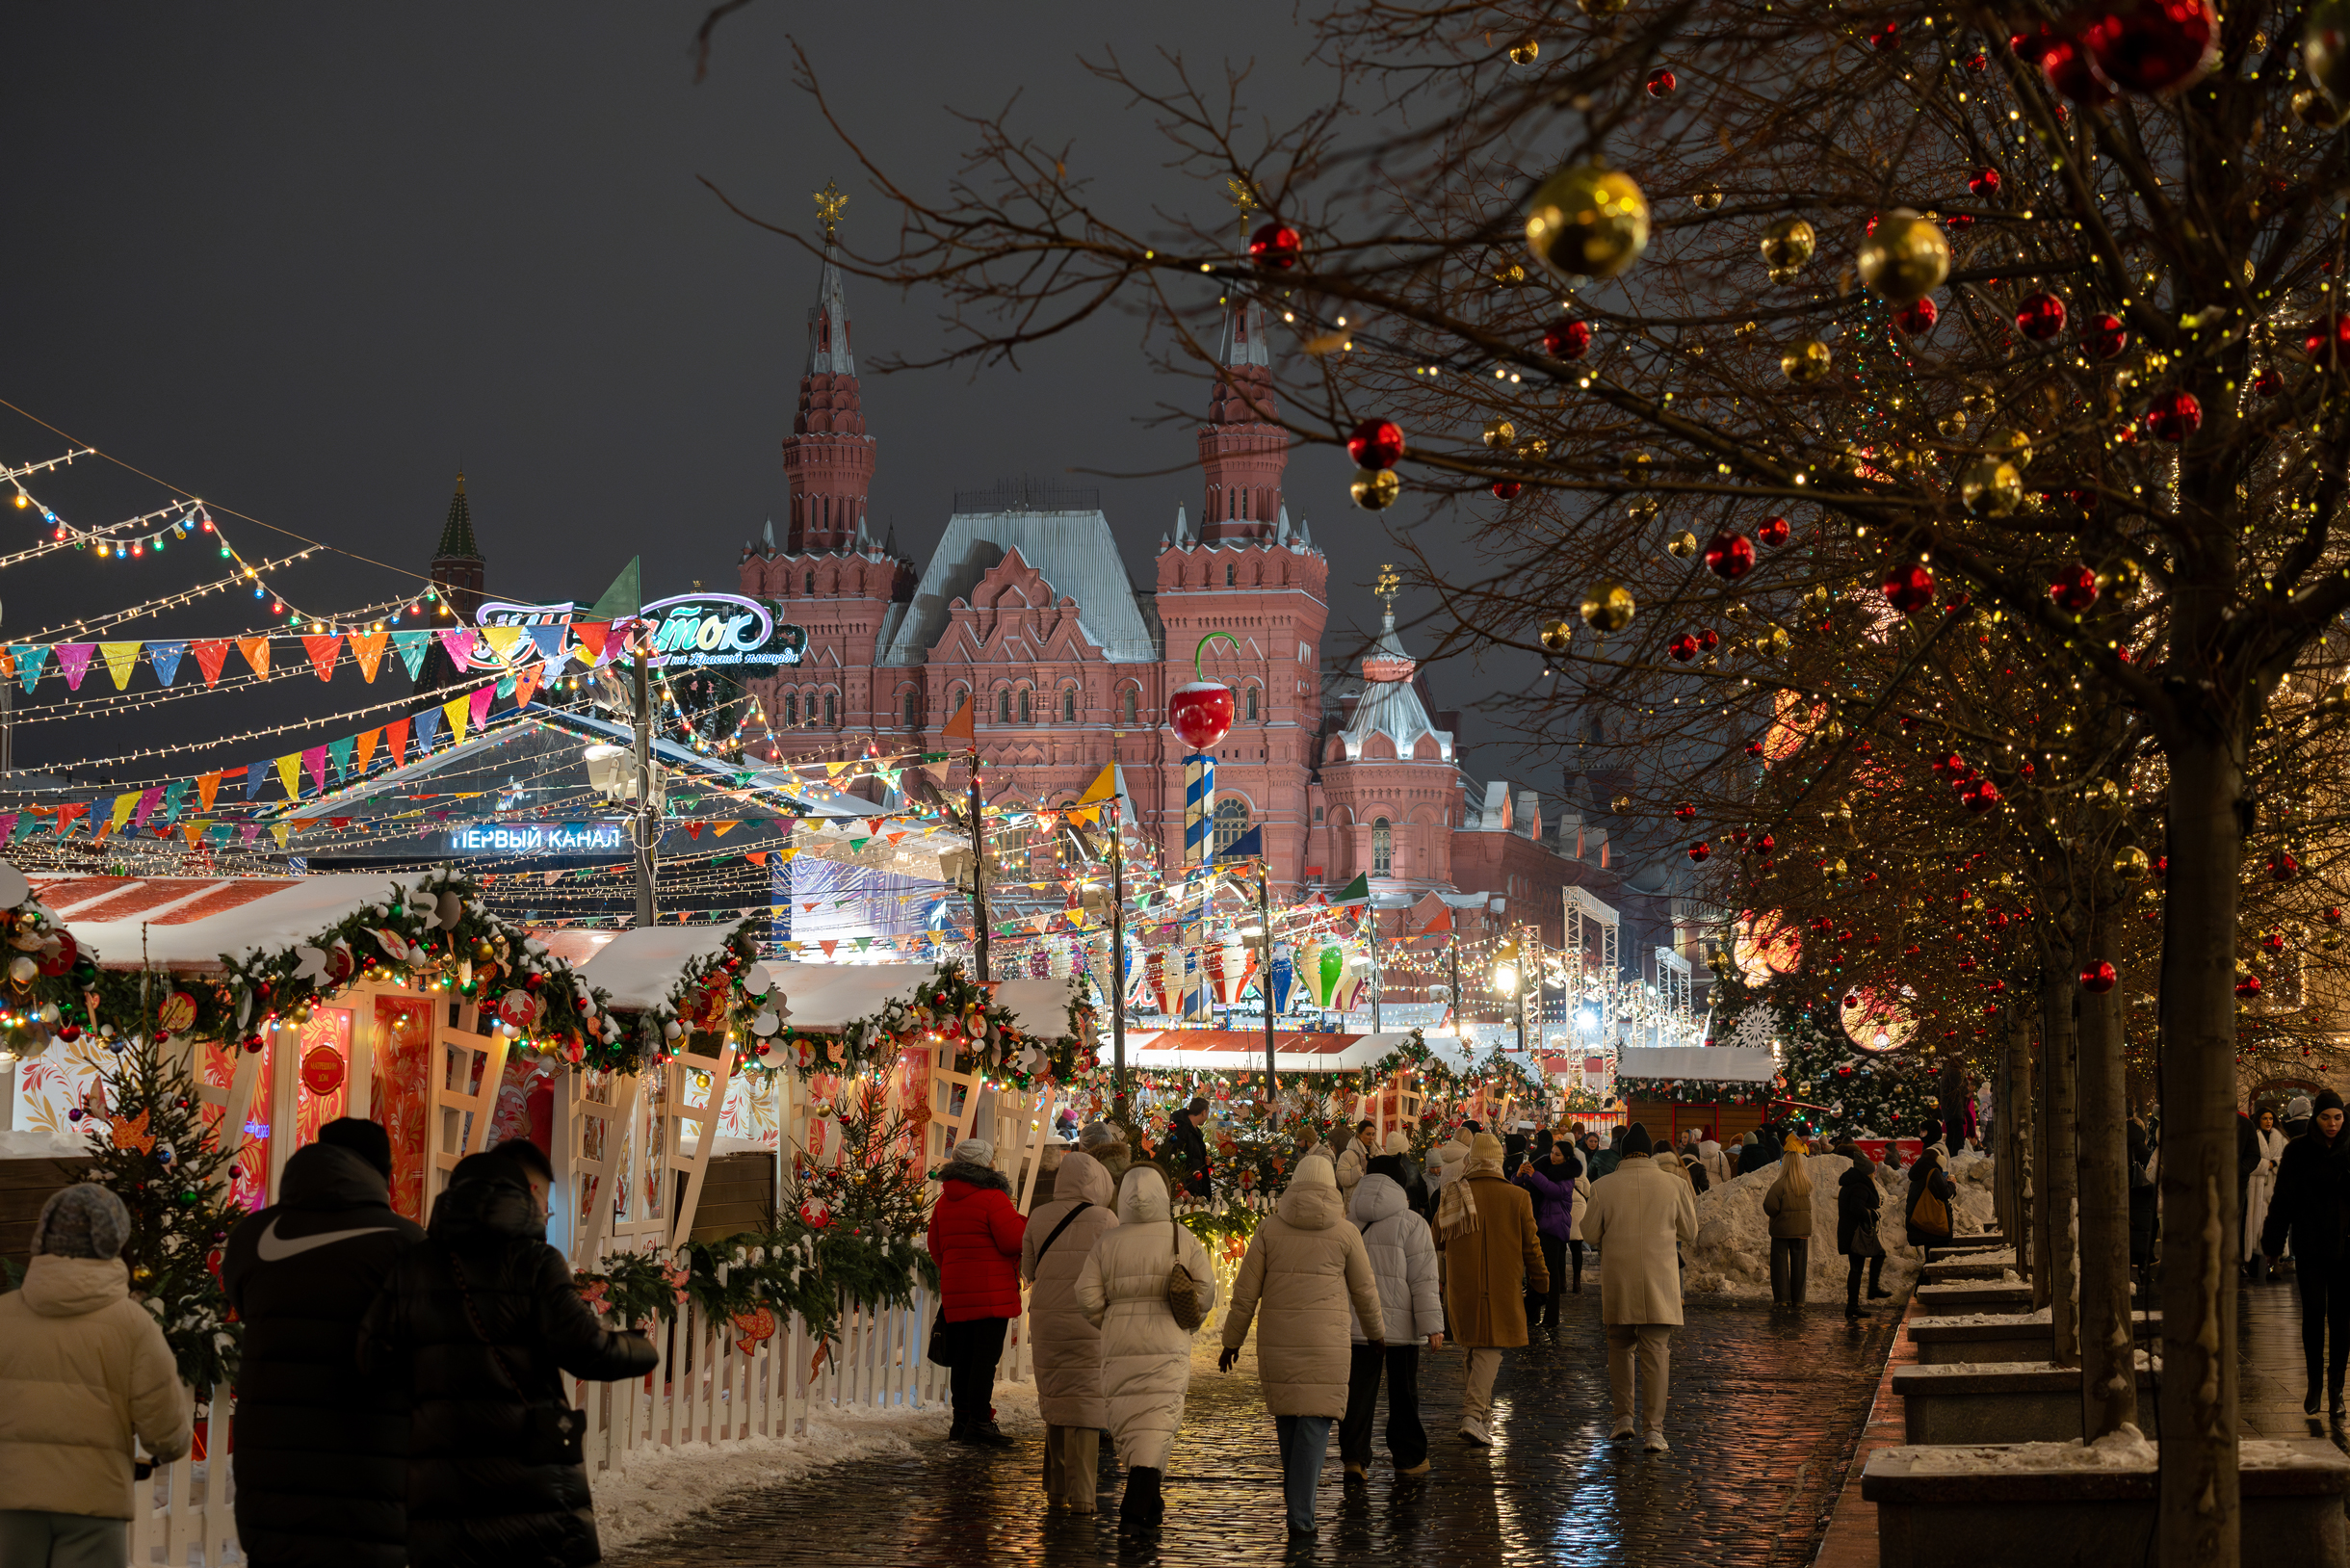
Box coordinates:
[2006,1017,2035,1281]
[2029,1029,2052,1309]
[2157,737,2242,1568]
[1940,1057,1971,1157]
[2076,970,2138,1438]
[2039,958,2081,1370]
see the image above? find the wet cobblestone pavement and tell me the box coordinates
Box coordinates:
[608,1277,1901,1567]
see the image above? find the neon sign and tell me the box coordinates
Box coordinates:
[476,593,805,669]
[447,822,627,855]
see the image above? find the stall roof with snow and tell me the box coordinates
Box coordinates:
[750,961,1075,1038]
[1127,1030,1443,1073]
[32,871,437,972]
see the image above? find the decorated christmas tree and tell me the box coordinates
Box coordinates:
[74,1034,243,1388]
[1761,1003,1938,1144]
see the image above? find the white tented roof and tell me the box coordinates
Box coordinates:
[762,961,1078,1036]
[33,871,433,972]
[1615,1045,1776,1084]
[1127,1030,1447,1074]
[572,923,747,1013]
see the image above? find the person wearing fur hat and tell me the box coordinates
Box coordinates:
[1579,1123,1697,1453]
[1435,1132,1548,1447]
[2262,1088,2350,1413]
[0,1184,192,1568]
[1078,1120,1134,1203]
[927,1137,1028,1445]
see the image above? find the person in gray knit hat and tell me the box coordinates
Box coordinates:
[0,1185,192,1567]
[1077,1121,1133,1200]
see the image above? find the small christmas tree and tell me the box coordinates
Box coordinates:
[75,1034,243,1388]
[780,1085,935,1303]
[1747,1002,1937,1144]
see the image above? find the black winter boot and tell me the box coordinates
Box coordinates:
[1120,1466,1164,1533]
[1867,1256,1893,1299]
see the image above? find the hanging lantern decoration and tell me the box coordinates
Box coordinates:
[1524,164,1651,280]
[1205,938,1260,1006]
[1268,942,1295,1013]
[1168,631,1240,750]
[1841,986,1918,1053]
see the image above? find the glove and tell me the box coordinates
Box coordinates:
[1217,1346,1241,1373]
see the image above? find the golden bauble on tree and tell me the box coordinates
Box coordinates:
[1691,189,1723,211]
[1482,418,1517,450]
[1580,581,1637,633]
[1349,468,1402,510]
[2098,557,2144,603]
[1758,217,1815,280]
[1524,164,1650,280]
[1855,209,1950,306]
[2294,86,2350,129]
[1667,529,1698,558]
[2113,846,2152,882]
[1539,619,1575,653]
[1985,428,2036,468]
[2310,0,2350,108]
[1627,495,1659,524]
[1781,339,1833,384]
[1508,37,1540,65]
[1958,457,2024,516]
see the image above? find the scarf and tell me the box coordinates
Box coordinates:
[1435,1156,1501,1244]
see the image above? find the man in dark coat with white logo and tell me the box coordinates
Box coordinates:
[222,1118,424,1568]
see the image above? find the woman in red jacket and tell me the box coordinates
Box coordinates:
[927,1137,1029,1446]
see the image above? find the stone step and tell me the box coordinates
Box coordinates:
[1912,1281,2150,1317]
[1891,1360,2158,1444]
[1909,1313,2162,1367]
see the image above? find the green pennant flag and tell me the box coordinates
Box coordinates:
[1332,873,1371,908]
[589,558,641,621]
[326,736,356,781]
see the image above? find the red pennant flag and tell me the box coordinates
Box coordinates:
[193,639,232,688]
[384,717,411,769]
[301,634,342,681]
[573,621,611,663]
[684,822,703,839]
[746,851,768,866]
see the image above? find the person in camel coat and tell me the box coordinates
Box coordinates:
[1218,1155,1384,1539]
[1075,1164,1216,1536]
[1022,1150,1120,1513]
[1438,1132,1549,1447]
[1580,1123,1697,1453]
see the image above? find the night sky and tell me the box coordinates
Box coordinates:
[3,4,1533,787]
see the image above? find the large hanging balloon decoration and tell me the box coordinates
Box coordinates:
[1733,910,1804,984]
[1840,985,1919,1054]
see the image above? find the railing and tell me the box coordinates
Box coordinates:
[134,1288,1006,1566]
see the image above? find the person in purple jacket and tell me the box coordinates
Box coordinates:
[1515,1137,1583,1332]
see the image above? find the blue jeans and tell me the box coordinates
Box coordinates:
[1272,1414,1333,1531]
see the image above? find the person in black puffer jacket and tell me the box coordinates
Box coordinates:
[359,1140,655,1568]
[222,1120,424,1568]
[2261,1089,2350,1415]
[1832,1143,1892,1317]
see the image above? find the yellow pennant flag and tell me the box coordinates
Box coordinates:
[100,642,142,691]
[275,754,303,799]
[1077,763,1116,804]
[444,694,470,746]
[777,848,799,863]
[272,823,293,849]
[111,792,140,831]
[181,820,210,845]
[479,626,524,662]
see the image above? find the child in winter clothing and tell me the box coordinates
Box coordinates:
[1339,1160,1443,1477]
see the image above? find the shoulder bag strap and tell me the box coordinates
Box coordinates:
[447,1252,535,1397]
[1034,1200,1091,1266]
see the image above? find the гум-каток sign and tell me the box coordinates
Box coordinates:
[446,822,628,855]
[475,592,806,669]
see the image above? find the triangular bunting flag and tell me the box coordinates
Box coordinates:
[573,622,612,664]
[468,684,494,729]
[147,640,187,687]
[301,634,341,681]
[354,728,380,774]
[237,637,270,677]
[130,788,164,830]
[384,718,410,768]
[390,630,430,680]
[11,645,47,693]
[714,821,739,837]
[111,792,140,831]
[326,736,355,781]
[940,692,976,745]
[302,747,329,792]
[413,706,442,752]
[443,694,470,746]
[99,642,141,691]
[194,640,231,688]
[526,624,566,663]
[479,626,523,662]
[196,771,222,812]
[348,631,387,683]
[182,820,210,845]
[435,628,476,671]
[272,823,292,849]
[247,761,270,800]
[510,663,544,710]
[56,644,96,690]
[276,754,303,799]
[1333,873,1371,908]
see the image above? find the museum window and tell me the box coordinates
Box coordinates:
[1121,688,1138,724]
[804,570,816,595]
[1213,797,1251,855]
[949,688,968,718]
[1313,805,1324,823]
[1018,688,1031,723]
[1372,817,1393,875]
[1060,688,1076,722]
[783,693,798,727]
[903,691,919,727]
[823,693,836,726]
[1244,686,1259,721]
[997,689,1011,723]
[1225,562,1236,588]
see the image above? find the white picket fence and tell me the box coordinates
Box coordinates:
[135,1286,985,1568]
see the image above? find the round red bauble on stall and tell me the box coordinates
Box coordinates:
[1249,222,1300,270]
[1646,67,1677,96]
[2083,312,2129,359]
[1543,316,1593,359]
[2081,0,2216,94]
[1703,531,1756,580]
[2079,960,2118,993]
[2049,562,2100,613]
[2145,389,2202,441]
[2016,292,2068,340]
[1882,562,1936,614]
[1492,481,1523,500]
[1893,297,1939,335]
[1346,418,1405,469]
[1756,515,1791,547]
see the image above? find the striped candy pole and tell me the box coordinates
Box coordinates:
[1183,752,1214,1020]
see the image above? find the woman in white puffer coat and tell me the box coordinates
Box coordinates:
[1075,1164,1216,1537]
[1022,1150,1120,1514]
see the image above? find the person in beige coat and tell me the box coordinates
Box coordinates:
[0,1185,192,1568]
[1022,1150,1120,1513]
[1580,1124,1698,1453]
[1218,1155,1384,1539]
[1762,1140,1816,1309]
[1075,1164,1215,1537]
[1438,1133,1549,1446]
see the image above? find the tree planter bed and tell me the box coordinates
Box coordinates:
[1918,1251,2019,1285]
[1892,1361,2158,1445]
[1923,1232,2005,1260]
[1862,1437,2350,1567]
[1908,1312,2159,1367]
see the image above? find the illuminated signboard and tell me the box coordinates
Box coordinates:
[477,594,805,669]
[446,822,628,855]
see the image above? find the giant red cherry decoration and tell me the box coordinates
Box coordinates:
[1168,632,1240,751]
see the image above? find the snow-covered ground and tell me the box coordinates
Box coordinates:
[590,1380,1040,1551]
[1681,1149,1997,1299]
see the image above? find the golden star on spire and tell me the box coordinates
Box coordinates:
[814,179,849,239]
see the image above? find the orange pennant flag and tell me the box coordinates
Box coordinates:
[301,634,341,681]
[238,637,271,677]
[348,630,387,683]
[746,851,768,866]
[196,771,223,812]
[354,727,380,774]
[940,693,976,745]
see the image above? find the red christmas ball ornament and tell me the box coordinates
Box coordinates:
[798,1198,832,1230]
[2236,975,2264,999]
[2260,929,2287,954]
[2144,389,2202,441]
[2252,367,2285,398]
[2083,312,2129,359]
[1248,222,1300,270]
[1669,633,1700,663]
[1966,782,2002,813]
[1756,514,1791,547]
[1703,531,1756,580]
[2049,562,2100,613]
[1698,628,1720,650]
[2303,315,2350,365]
[1755,833,1776,855]
[1646,67,1677,96]
[2271,851,2301,881]
[1893,297,1939,335]
[2080,0,2216,95]
[2019,27,2116,103]
[1969,167,2002,198]
[2325,906,2343,926]
[36,931,77,977]
[2016,292,2068,341]
[1687,841,1711,863]
[1870,21,1899,50]
[1543,316,1594,359]
[1491,480,1523,500]
[1881,562,1936,614]
[1346,418,1405,469]
[1745,740,1765,757]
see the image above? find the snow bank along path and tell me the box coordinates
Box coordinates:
[1679,1149,1997,1298]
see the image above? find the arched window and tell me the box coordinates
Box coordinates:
[1224,562,1237,588]
[823,693,836,726]
[1244,686,1259,721]
[1121,688,1138,724]
[997,690,1011,723]
[783,693,798,727]
[804,570,816,595]
[1017,688,1031,723]
[902,692,919,727]
[1214,797,1251,855]
[1371,818,1393,875]
[1060,688,1076,722]
[950,687,968,717]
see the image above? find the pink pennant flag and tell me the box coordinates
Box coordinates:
[468,683,494,729]
[302,746,329,793]
[129,787,164,830]
[55,644,96,690]
[436,628,476,670]
[240,823,264,845]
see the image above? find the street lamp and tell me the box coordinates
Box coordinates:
[1495,937,1526,1056]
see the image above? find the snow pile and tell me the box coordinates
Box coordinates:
[1898,1423,2160,1474]
[591,1380,1039,1550]
[1680,1151,1996,1298]
[0,1128,85,1158]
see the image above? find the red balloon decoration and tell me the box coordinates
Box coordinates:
[2079,959,2118,993]
[1248,222,1300,270]
[2080,0,2216,95]
[1893,297,1939,335]
[1882,562,1937,614]
[1757,514,1791,547]
[1646,67,1677,96]
[2016,292,2068,341]
[2144,389,2203,441]
[2049,562,2100,613]
[2083,312,2129,359]
[1543,316,1594,359]
[1703,531,1756,580]
[1167,632,1240,750]
[1346,418,1405,469]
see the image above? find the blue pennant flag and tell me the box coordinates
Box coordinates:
[246,761,270,800]
[1214,825,1264,863]
[146,641,188,688]
[412,705,443,752]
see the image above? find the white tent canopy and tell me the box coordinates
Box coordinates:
[757,961,1077,1038]
[1126,1030,1449,1074]
[573,924,744,1013]
[1615,1045,1776,1083]
[36,871,435,973]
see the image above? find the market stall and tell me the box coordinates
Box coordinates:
[1613,1044,1779,1146]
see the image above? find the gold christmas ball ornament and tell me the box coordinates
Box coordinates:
[1667,529,1699,558]
[1349,468,1402,510]
[1958,457,2024,516]
[2112,846,2152,882]
[1691,189,1724,212]
[1577,0,1629,15]
[1509,37,1541,65]
[2311,0,2350,108]
[1937,410,1971,437]
[1524,164,1651,280]
[2098,557,2144,603]
[1610,793,1634,812]
[2294,86,2350,129]
[1986,428,2036,468]
[1781,338,1834,384]
[1580,581,1637,633]
[1482,418,1517,451]
[1539,619,1575,653]
[2319,681,2350,716]
[1758,217,1816,279]
[1627,495,1660,524]
[1855,208,1951,307]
